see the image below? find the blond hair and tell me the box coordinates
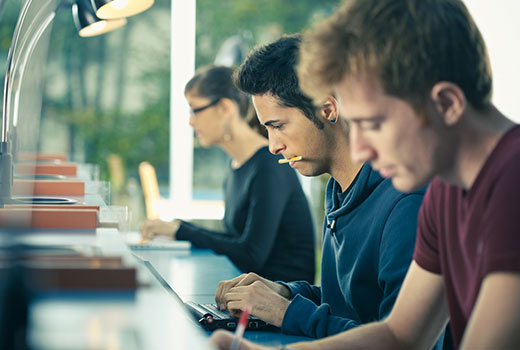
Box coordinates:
[298,0,492,112]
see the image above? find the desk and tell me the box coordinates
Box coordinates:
[15,228,211,350]
[132,246,312,347]
[2,186,213,348]
[7,225,310,347]
[132,248,240,302]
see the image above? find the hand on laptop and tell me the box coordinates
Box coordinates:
[217,278,291,327]
[215,272,291,310]
[139,219,181,241]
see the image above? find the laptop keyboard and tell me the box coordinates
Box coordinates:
[200,303,231,319]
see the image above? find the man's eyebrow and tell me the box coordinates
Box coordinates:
[263,120,280,127]
[348,115,385,122]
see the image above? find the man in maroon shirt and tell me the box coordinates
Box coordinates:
[209,0,520,349]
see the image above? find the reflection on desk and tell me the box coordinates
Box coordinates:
[10,228,212,350]
[29,285,211,349]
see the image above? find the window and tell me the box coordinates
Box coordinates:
[167,0,340,224]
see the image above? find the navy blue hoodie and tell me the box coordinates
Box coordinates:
[279,163,425,338]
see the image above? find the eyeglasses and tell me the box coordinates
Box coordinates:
[190,98,221,115]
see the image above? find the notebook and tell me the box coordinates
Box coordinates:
[126,232,192,250]
[138,257,271,331]
[129,239,191,250]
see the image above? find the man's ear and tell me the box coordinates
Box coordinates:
[320,96,339,124]
[430,82,466,126]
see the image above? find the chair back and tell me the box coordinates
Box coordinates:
[138,161,161,219]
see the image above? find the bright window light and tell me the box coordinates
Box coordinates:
[111,0,129,10]
[464,0,520,123]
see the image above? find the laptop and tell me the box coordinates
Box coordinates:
[139,257,272,331]
[126,232,192,250]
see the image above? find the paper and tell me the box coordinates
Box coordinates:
[128,235,191,250]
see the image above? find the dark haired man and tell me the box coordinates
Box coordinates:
[213,35,427,341]
[212,0,520,349]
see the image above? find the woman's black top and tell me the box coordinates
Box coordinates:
[176,146,315,283]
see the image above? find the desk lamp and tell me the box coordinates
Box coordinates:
[0,1,152,348]
[0,0,131,207]
[92,0,155,19]
[0,1,128,348]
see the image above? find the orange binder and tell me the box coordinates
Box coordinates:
[17,153,67,162]
[12,179,85,196]
[0,208,98,229]
[16,163,78,176]
[26,263,137,290]
[5,204,100,211]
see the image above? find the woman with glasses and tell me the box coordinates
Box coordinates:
[140,65,315,283]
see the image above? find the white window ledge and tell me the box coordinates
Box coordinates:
[156,199,225,221]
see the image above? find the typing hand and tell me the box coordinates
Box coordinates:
[223,280,291,327]
[210,329,272,350]
[215,273,290,311]
[139,219,181,241]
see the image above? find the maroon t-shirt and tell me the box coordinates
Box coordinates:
[414,125,520,347]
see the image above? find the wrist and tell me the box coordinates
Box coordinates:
[274,297,290,327]
[278,284,291,299]
[170,219,181,239]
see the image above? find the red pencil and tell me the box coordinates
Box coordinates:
[230,306,251,350]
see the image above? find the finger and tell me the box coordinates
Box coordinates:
[216,281,233,308]
[140,227,155,240]
[222,290,245,306]
[216,274,247,309]
[235,272,261,287]
[230,307,243,319]
[215,280,229,306]
[209,329,259,350]
[226,301,246,317]
[229,308,242,318]
[228,285,257,294]
[139,220,156,235]
[138,221,148,234]
[209,329,234,349]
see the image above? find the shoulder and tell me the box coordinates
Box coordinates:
[478,125,520,191]
[416,177,452,215]
[245,148,299,188]
[254,148,298,177]
[373,177,425,209]
[248,147,280,169]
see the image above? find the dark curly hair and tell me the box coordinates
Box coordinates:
[234,34,323,129]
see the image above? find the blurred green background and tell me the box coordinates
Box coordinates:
[0,0,340,234]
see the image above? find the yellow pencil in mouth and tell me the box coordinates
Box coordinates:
[278,156,303,164]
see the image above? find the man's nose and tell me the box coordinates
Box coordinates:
[268,135,285,155]
[349,124,376,164]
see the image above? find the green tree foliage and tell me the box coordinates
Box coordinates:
[196,0,340,66]
[1,0,339,192]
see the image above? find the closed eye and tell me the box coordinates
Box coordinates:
[264,120,284,130]
[351,116,385,131]
[360,120,382,131]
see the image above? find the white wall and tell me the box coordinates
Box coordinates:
[464,0,520,122]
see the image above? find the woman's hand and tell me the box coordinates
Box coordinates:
[139,219,181,240]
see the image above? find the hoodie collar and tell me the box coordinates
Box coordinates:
[325,162,384,218]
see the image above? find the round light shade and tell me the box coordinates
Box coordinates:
[92,0,154,20]
[73,0,126,37]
